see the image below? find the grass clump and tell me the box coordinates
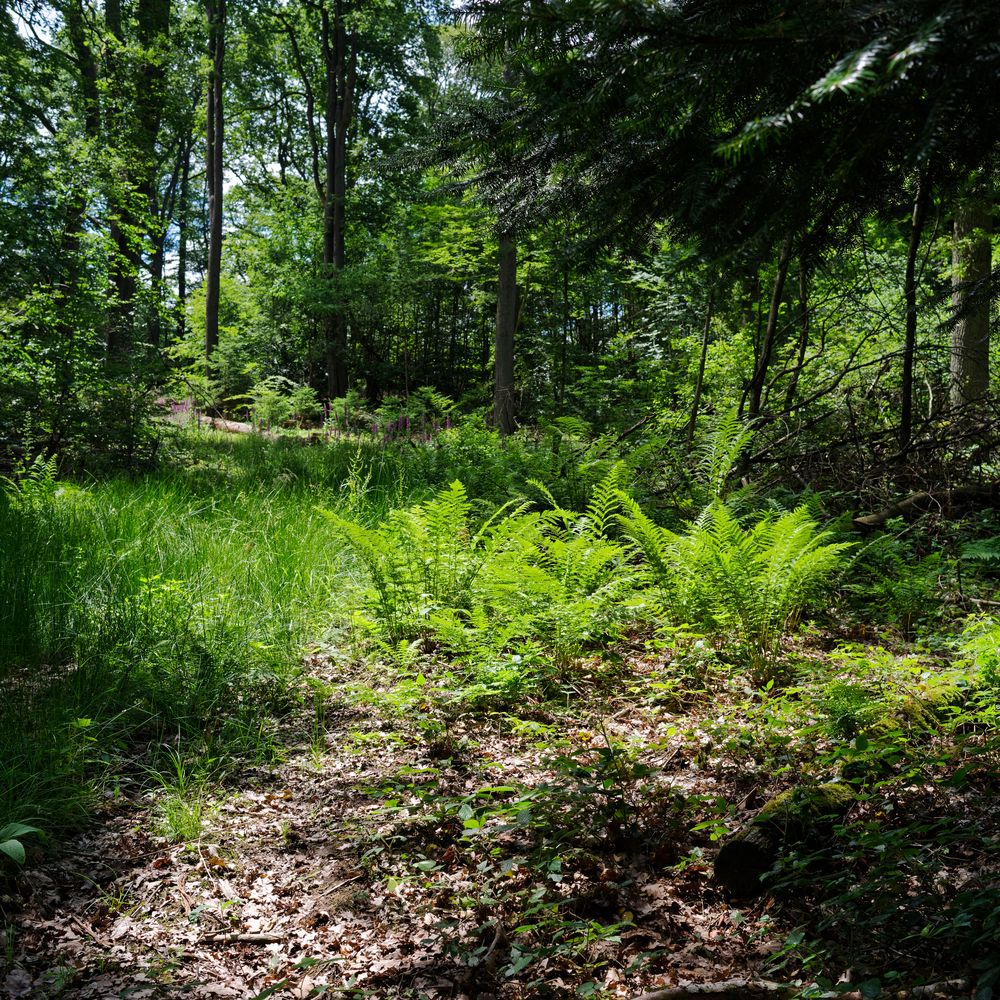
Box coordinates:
[0,435,353,837]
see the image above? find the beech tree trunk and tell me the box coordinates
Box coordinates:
[105,0,133,355]
[205,0,226,365]
[494,231,517,436]
[103,0,171,355]
[322,0,356,400]
[950,197,992,410]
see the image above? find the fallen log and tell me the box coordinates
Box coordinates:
[714,783,854,898]
[853,484,1000,531]
[630,979,970,1000]
[630,978,787,1000]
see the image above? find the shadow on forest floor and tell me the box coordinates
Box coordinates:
[4,640,999,999]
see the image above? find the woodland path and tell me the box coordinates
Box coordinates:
[4,646,988,998]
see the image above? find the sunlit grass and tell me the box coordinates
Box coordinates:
[0,421,589,842]
[0,428,411,836]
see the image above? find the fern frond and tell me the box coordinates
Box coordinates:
[696,409,754,500]
[526,478,575,533]
[585,464,628,538]
[962,538,1000,566]
[617,492,678,588]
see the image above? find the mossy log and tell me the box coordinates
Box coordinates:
[862,677,969,741]
[897,677,967,727]
[714,783,854,898]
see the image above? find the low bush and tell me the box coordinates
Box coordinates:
[622,497,853,680]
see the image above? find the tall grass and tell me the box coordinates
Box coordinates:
[0,422,620,838]
[0,431,412,835]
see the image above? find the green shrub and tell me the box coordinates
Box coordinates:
[323,470,644,670]
[622,498,853,678]
[958,615,1000,687]
[848,523,944,639]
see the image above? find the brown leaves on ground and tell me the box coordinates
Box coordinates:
[3,642,997,999]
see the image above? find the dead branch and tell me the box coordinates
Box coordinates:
[853,484,1000,531]
[630,979,970,1000]
[630,978,789,1000]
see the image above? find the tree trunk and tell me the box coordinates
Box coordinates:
[747,235,793,420]
[782,264,810,413]
[686,291,714,444]
[714,783,854,898]
[560,260,570,407]
[105,0,132,357]
[950,196,992,410]
[322,0,355,400]
[494,231,517,436]
[900,172,931,455]
[140,0,172,349]
[176,137,190,343]
[104,0,171,356]
[205,0,226,365]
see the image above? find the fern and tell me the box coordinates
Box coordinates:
[2,455,60,511]
[696,503,852,675]
[617,493,677,585]
[320,482,534,642]
[584,463,629,538]
[695,409,754,502]
[324,471,846,682]
[623,495,851,679]
[961,538,1000,568]
[738,507,854,665]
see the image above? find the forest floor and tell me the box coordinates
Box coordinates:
[5,633,998,1000]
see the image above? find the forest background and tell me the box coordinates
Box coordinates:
[2,1,1000,998]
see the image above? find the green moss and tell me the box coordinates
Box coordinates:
[757,782,854,826]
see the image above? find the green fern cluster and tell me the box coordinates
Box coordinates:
[325,468,851,685]
[959,615,1000,688]
[322,471,640,668]
[621,499,853,676]
[319,481,533,642]
[497,468,640,662]
[691,408,755,505]
[2,455,61,511]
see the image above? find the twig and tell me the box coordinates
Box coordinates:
[200,931,284,945]
[69,915,111,950]
[853,484,1000,530]
[630,978,788,1000]
[318,873,364,900]
[66,843,178,863]
[480,920,506,976]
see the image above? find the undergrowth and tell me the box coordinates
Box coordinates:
[0,436,361,839]
[324,465,851,688]
[6,418,1000,996]
[0,421,631,846]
